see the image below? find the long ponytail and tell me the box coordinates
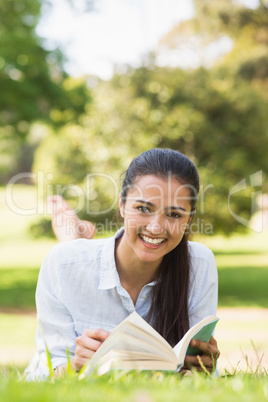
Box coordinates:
[147,234,190,346]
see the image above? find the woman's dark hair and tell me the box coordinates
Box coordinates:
[121,148,200,346]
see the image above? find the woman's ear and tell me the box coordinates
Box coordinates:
[119,193,125,218]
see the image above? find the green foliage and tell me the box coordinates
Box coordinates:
[34,63,268,235]
[0,369,268,402]
[0,1,89,132]
[2,0,268,235]
[29,218,54,239]
[192,1,268,87]
[0,0,91,182]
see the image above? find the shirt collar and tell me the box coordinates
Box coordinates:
[98,227,157,290]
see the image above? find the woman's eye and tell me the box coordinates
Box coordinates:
[137,206,151,213]
[167,212,181,219]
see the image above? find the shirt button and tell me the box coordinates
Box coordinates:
[143,294,148,300]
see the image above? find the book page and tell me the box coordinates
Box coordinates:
[120,321,175,360]
[125,312,173,347]
[88,328,176,373]
[96,350,177,375]
[90,330,164,364]
[84,312,176,374]
[101,350,173,362]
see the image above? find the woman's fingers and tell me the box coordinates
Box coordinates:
[183,336,220,373]
[76,329,110,354]
[73,328,111,371]
[84,328,111,342]
[209,335,218,347]
[190,336,220,359]
[76,336,102,356]
[184,354,216,369]
[71,355,91,371]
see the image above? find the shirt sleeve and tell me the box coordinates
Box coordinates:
[34,245,77,372]
[188,247,218,328]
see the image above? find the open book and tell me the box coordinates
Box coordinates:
[81,312,219,376]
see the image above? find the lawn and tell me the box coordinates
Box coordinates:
[0,370,268,402]
[0,185,268,398]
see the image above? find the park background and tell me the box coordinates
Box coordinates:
[0,0,268,395]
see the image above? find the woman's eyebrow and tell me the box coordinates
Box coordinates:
[135,199,155,207]
[135,199,186,212]
[166,206,187,212]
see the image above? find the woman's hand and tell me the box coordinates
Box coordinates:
[183,335,220,373]
[71,328,110,372]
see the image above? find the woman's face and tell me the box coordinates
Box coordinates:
[119,174,193,265]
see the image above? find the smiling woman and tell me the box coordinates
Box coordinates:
[119,175,192,261]
[25,148,219,380]
[116,175,193,306]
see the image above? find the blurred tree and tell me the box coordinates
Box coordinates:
[31,0,268,236]
[161,1,268,89]
[194,0,268,86]
[0,0,89,136]
[154,0,268,234]
[33,64,268,235]
[0,0,90,182]
[113,66,268,235]
[160,1,268,83]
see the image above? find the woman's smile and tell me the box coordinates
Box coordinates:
[138,233,167,248]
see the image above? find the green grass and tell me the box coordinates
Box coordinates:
[0,269,38,310]
[218,267,268,307]
[203,232,268,308]
[0,313,36,348]
[0,313,36,367]
[0,369,268,402]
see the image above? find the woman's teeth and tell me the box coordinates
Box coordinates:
[140,234,165,245]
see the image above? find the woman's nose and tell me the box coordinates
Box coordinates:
[146,214,165,235]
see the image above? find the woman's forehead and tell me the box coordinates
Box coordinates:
[127,175,192,205]
[132,174,187,191]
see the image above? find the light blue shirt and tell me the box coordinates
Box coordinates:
[25,228,218,380]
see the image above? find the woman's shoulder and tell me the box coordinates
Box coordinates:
[188,240,215,262]
[44,237,112,266]
[188,241,218,286]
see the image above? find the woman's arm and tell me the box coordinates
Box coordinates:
[34,245,79,373]
[35,243,113,378]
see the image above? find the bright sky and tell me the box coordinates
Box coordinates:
[37,0,260,79]
[37,0,195,79]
